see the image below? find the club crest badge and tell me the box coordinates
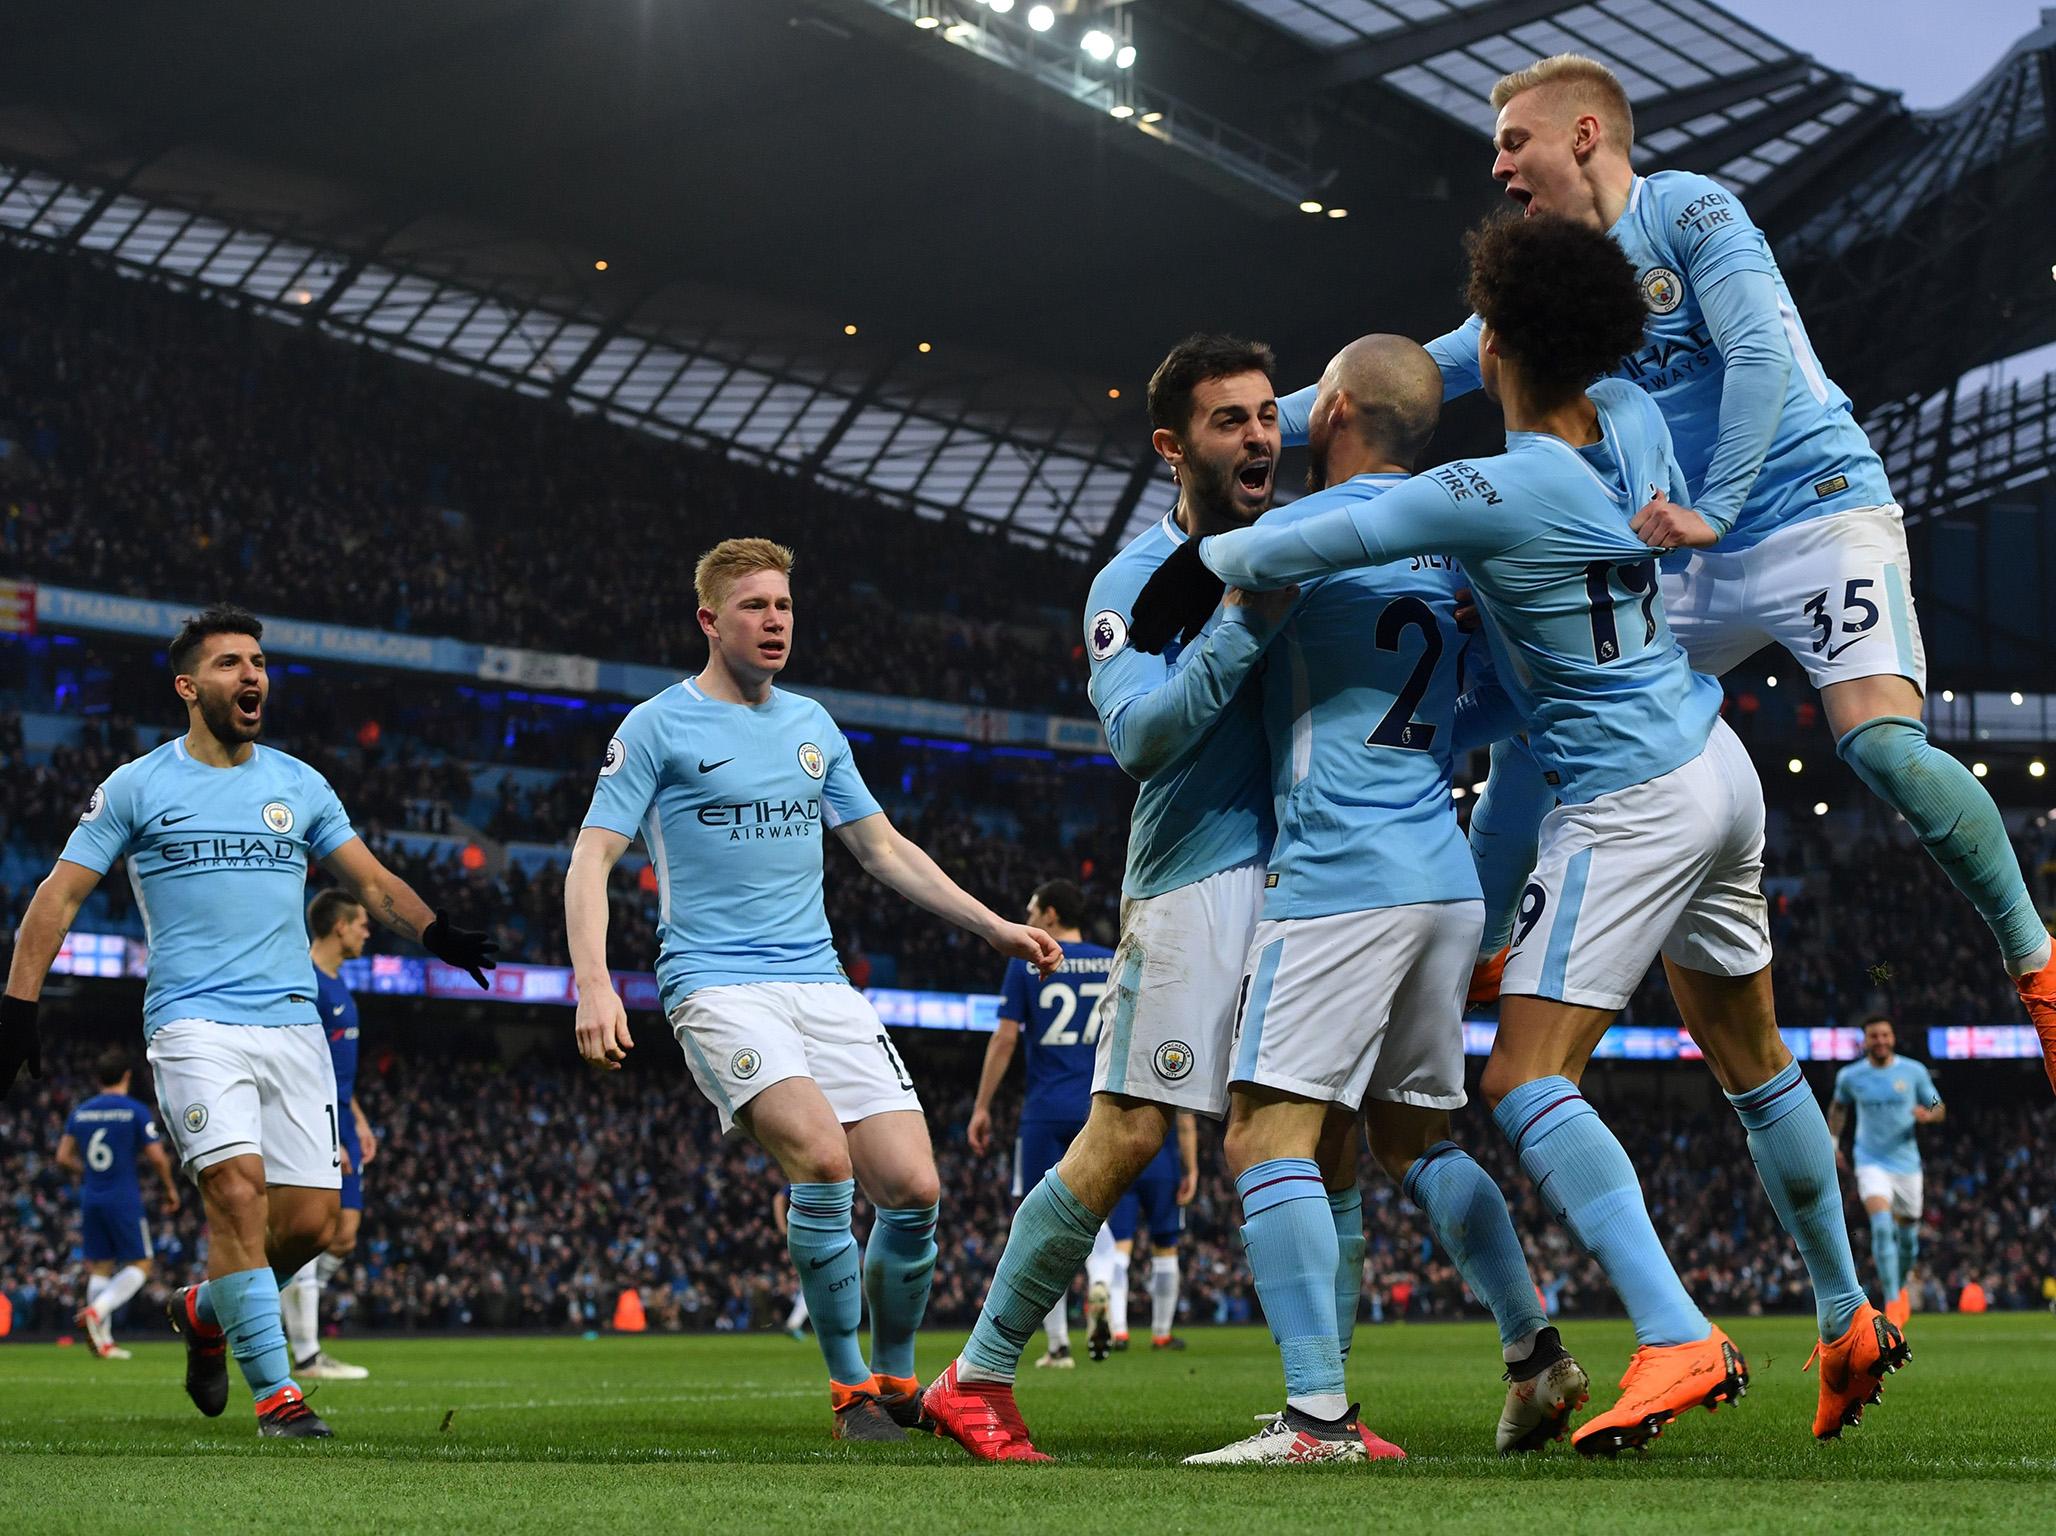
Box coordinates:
[731,1048,762,1080]
[1154,1040,1194,1081]
[184,1104,209,1133]
[262,801,294,834]
[798,742,826,779]
[1641,267,1684,315]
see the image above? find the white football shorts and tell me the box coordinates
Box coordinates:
[1502,718,1773,1011]
[147,1019,341,1188]
[669,981,920,1136]
[1855,1164,1924,1222]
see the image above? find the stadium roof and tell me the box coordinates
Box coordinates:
[0,1,2042,556]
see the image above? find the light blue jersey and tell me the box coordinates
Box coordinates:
[1204,382,1723,806]
[1255,474,1479,920]
[1085,511,1275,899]
[582,678,881,1013]
[1834,1055,1940,1176]
[60,739,356,1036]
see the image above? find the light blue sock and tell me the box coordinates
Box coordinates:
[1494,1077,1708,1348]
[207,1267,294,1401]
[1470,738,1553,953]
[865,1203,938,1381]
[1870,1208,1903,1301]
[1839,717,2054,974]
[960,1171,1102,1384]
[1403,1141,1548,1348]
[785,1180,870,1388]
[1327,1186,1365,1363]
[1238,1158,1344,1416]
[1896,1223,1919,1289]
[1726,1061,1867,1340]
[194,1281,221,1331]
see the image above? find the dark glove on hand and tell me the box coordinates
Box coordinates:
[423,912,499,990]
[0,994,42,1096]
[1129,536,1226,654]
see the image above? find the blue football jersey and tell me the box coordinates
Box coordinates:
[999,941,1116,1122]
[64,1093,159,1202]
[1418,174,1892,550]
[315,967,359,1106]
[583,679,882,1013]
[61,740,357,1036]
[1255,474,1480,920]
[1085,512,1275,899]
[1834,1056,1940,1176]
[1204,382,1723,806]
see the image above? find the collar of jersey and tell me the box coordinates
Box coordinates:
[172,737,262,769]
[1609,175,1646,238]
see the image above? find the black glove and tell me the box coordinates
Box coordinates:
[1,994,42,1096]
[423,911,499,990]
[1129,536,1226,654]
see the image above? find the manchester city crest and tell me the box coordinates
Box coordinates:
[797,742,826,779]
[184,1104,209,1133]
[1641,266,1684,315]
[731,1048,762,1080]
[1154,1040,1195,1081]
[262,801,295,834]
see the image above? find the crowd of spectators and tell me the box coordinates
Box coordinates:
[0,245,1098,716]
[4,1036,2050,1340]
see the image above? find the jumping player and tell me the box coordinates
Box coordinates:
[1143,216,1901,1451]
[0,603,496,1437]
[565,537,1059,1443]
[1830,1016,1943,1331]
[57,1046,180,1360]
[283,890,377,1381]
[923,335,1293,1463]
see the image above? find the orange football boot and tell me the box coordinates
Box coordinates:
[1572,1326,1749,1456]
[1884,1288,1911,1333]
[1805,1302,1910,1440]
[2016,953,2056,1095]
[1468,947,1510,1007]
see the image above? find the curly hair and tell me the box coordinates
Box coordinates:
[1463,213,1649,405]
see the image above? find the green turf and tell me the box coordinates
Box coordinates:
[5,1315,2054,1533]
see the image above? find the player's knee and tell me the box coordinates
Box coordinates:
[1477,1056,1529,1113]
[1364,1119,1439,1183]
[198,1160,265,1216]
[785,1139,854,1185]
[886,1168,942,1210]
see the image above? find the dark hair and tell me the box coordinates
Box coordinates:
[307,888,365,941]
[1463,213,1648,405]
[1862,1014,1896,1030]
[1147,333,1277,435]
[93,1046,130,1088]
[169,603,263,675]
[1031,878,1087,929]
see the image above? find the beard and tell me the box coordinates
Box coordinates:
[1179,449,1243,525]
[196,687,262,748]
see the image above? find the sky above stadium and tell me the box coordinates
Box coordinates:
[1722,0,2043,108]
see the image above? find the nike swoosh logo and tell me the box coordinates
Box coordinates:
[698,758,734,774]
[808,1242,854,1271]
[158,812,198,827]
[332,1006,346,1016]
[1824,632,1874,661]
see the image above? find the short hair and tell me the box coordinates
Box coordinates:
[1862,1014,1896,1031]
[169,603,263,676]
[1464,213,1649,406]
[307,888,365,941]
[1491,53,1634,149]
[1147,333,1277,436]
[92,1047,130,1088]
[1031,878,1087,929]
[694,538,796,613]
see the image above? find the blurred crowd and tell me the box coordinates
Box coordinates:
[4,1037,2051,1340]
[0,245,1097,715]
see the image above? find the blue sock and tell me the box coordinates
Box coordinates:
[1839,717,2054,974]
[1237,1158,1344,1416]
[960,1171,1102,1384]
[1494,1078,1708,1348]
[785,1180,870,1388]
[865,1203,938,1382]
[1896,1223,1919,1289]
[1470,738,1553,952]
[1403,1141,1548,1349]
[1726,1062,1867,1340]
[206,1267,294,1401]
[1870,1208,1903,1301]
[1327,1186,1365,1363]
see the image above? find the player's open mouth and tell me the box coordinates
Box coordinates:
[1506,185,1534,215]
[234,689,262,722]
[1236,458,1272,494]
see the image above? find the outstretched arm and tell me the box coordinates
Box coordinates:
[832,814,1062,976]
[321,837,497,987]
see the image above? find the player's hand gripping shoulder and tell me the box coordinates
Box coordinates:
[1629,490,1720,554]
[1129,539,1224,653]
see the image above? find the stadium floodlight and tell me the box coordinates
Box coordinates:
[593,259,608,271]
[918,341,934,353]
[914,13,939,27]
[1081,29,1114,62]
[1765,675,1778,687]
[945,21,973,40]
[1116,44,1136,69]
[843,323,858,335]
[989,0,1013,10]
[1327,207,1348,219]
[2033,761,2049,779]
[2011,691,2025,705]
[1814,801,1829,816]
[1786,757,1803,774]
[1299,199,1324,213]
[1942,688,1955,702]
[1140,109,1163,123]
[1110,103,1135,118]
[1027,4,1054,31]
[1973,761,1990,778]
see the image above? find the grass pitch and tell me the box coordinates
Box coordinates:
[4,1314,2054,1534]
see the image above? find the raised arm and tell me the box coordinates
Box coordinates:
[320,836,497,987]
[831,813,1061,976]
[566,825,635,1071]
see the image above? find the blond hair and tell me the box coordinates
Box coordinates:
[693,537,796,612]
[1491,53,1634,150]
